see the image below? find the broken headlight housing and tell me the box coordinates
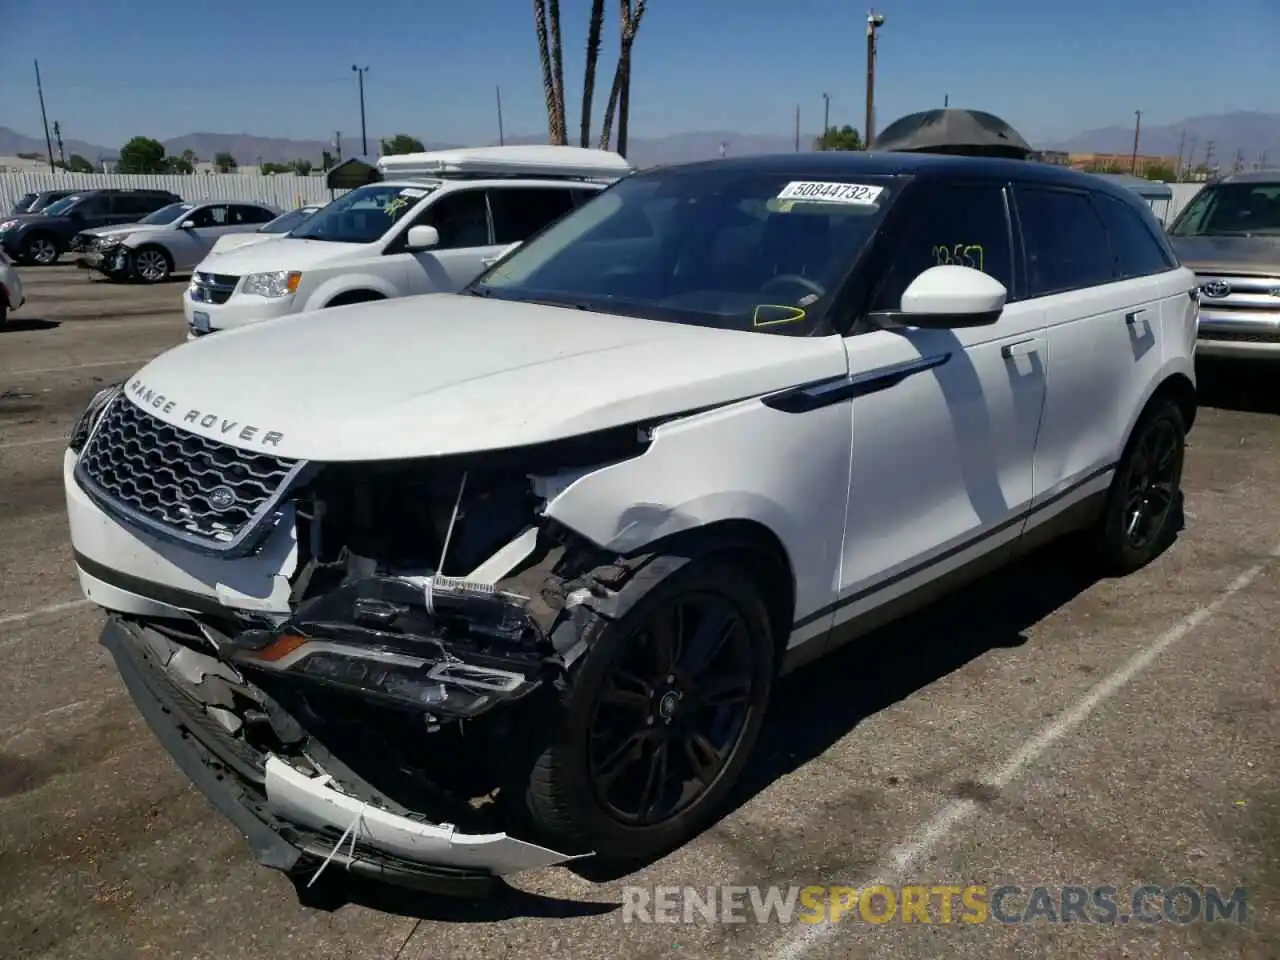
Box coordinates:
[69,382,123,454]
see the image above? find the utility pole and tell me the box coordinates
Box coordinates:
[52,120,65,167]
[865,11,885,149]
[495,85,505,146]
[1130,110,1142,174]
[33,59,55,173]
[1204,140,1217,176]
[944,93,949,107]
[351,65,369,155]
[821,93,830,149]
[1174,129,1187,180]
[334,131,342,163]
[794,104,801,152]
[1232,148,1244,174]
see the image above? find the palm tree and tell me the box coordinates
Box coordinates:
[548,0,567,144]
[532,0,566,144]
[598,0,647,156]
[580,0,606,147]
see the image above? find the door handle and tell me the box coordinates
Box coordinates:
[1000,337,1038,359]
[1125,309,1147,325]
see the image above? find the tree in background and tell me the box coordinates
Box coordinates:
[117,137,168,174]
[579,0,605,147]
[815,125,863,152]
[213,152,238,173]
[321,150,335,172]
[599,0,648,157]
[167,152,194,175]
[67,154,96,173]
[381,134,426,155]
[533,0,566,144]
[1143,164,1176,182]
[291,158,313,176]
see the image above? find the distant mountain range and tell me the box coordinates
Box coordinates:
[3,111,1279,169]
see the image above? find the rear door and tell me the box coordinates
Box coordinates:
[487,185,578,264]
[1012,185,1168,514]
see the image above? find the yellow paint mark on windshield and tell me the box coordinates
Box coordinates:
[753,304,807,327]
[932,243,985,271]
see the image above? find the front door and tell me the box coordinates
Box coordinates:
[404,188,503,294]
[829,181,1048,641]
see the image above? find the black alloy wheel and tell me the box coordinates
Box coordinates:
[1120,415,1181,551]
[587,592,757,827]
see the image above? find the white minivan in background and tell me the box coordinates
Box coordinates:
[182,146,631,337]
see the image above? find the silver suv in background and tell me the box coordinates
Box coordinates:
[1166,170,1280,359]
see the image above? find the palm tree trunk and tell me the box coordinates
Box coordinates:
[616,56,632,158]
[548,0,567,144]
[598,50,625,151]
[532,0,560,144]
[580,0,605,147]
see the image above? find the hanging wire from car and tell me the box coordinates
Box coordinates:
[306,799,371,886]
[424,471,468,616]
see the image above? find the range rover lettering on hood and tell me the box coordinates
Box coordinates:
[127,378,284,448]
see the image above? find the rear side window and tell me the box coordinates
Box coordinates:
[1015,187,1112,296]
[230,204,276,225]
[1092,193,1175,279]
[111,193,164,216]
[489,187,577,244]
[872,181,1014,310]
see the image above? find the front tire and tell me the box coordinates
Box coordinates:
[521,555,776,864]
[1088,397,1186,575]
[22,234,59,265]
[131,246,172,283]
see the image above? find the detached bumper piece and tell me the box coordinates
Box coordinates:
[101,605,579,895]
[225,576,554,721]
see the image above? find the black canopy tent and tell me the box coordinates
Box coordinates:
[324,155,381,193]
[874,108,1034,160]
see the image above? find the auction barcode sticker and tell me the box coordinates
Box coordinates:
[776,181,884,205]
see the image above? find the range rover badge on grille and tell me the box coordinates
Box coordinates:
[207,486,237,511]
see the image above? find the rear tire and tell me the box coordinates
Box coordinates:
[1087,397,1186,575]
[520,555,776,864]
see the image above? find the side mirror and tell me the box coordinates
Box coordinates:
[874,265,1006,329]
[405,225,440,251]
[180,220,196,230]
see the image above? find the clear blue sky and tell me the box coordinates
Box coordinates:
[4,0,1278,150]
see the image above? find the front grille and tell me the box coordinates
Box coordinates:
[78,396,300,550]
[190,272,239,305]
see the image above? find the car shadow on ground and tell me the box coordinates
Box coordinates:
[1197,358,1280,416]
[0,318,60,333]
[297,542,1105,922]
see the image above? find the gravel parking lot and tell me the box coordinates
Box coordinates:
[1,265,1276,960]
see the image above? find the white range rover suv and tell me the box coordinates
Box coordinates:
[66,152,1198,895]
[182,146,628,337]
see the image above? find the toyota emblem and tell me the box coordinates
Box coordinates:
[1201,280,1231,298]
[207,486,237,512]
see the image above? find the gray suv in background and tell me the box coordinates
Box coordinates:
[1166,170,1280,359]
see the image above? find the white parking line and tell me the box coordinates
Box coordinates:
[0,598,91,629]
[3,357,149,377]
[770,543,1278,960]
[0,434,68,451]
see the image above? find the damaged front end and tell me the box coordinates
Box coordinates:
[94,423,662,892]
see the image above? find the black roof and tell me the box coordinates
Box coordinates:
[645,151,1142,204]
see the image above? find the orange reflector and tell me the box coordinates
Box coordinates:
[286,271,302,294]
[252,632,308,662]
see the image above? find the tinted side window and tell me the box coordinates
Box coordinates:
[1093,193,1175,279]
[419,190,491,248]
[111,194,160,216]
[872,182,1014,310]
[230,205,275,225]
[73,196,109,217]
[189,205,230,228]
[1015,187,1112,295]
[489,187,577,244]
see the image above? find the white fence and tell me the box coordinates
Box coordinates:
[0,172,337,213]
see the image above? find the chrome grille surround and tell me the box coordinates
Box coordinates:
[74,395,308,557]
[190,272,239,305]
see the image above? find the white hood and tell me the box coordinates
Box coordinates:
[195,236,368,275]
[207,232,278,256]
[91,223,169,242]
[121,294,847,462]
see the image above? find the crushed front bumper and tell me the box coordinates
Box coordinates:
[102,614,579,895]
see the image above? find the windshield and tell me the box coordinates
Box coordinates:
[289,185,434,244]
[471,168,899,334]
[1169,182,1280,237]
[260,206,319,234]
[42,196,83,216]
[139,202,194,225]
